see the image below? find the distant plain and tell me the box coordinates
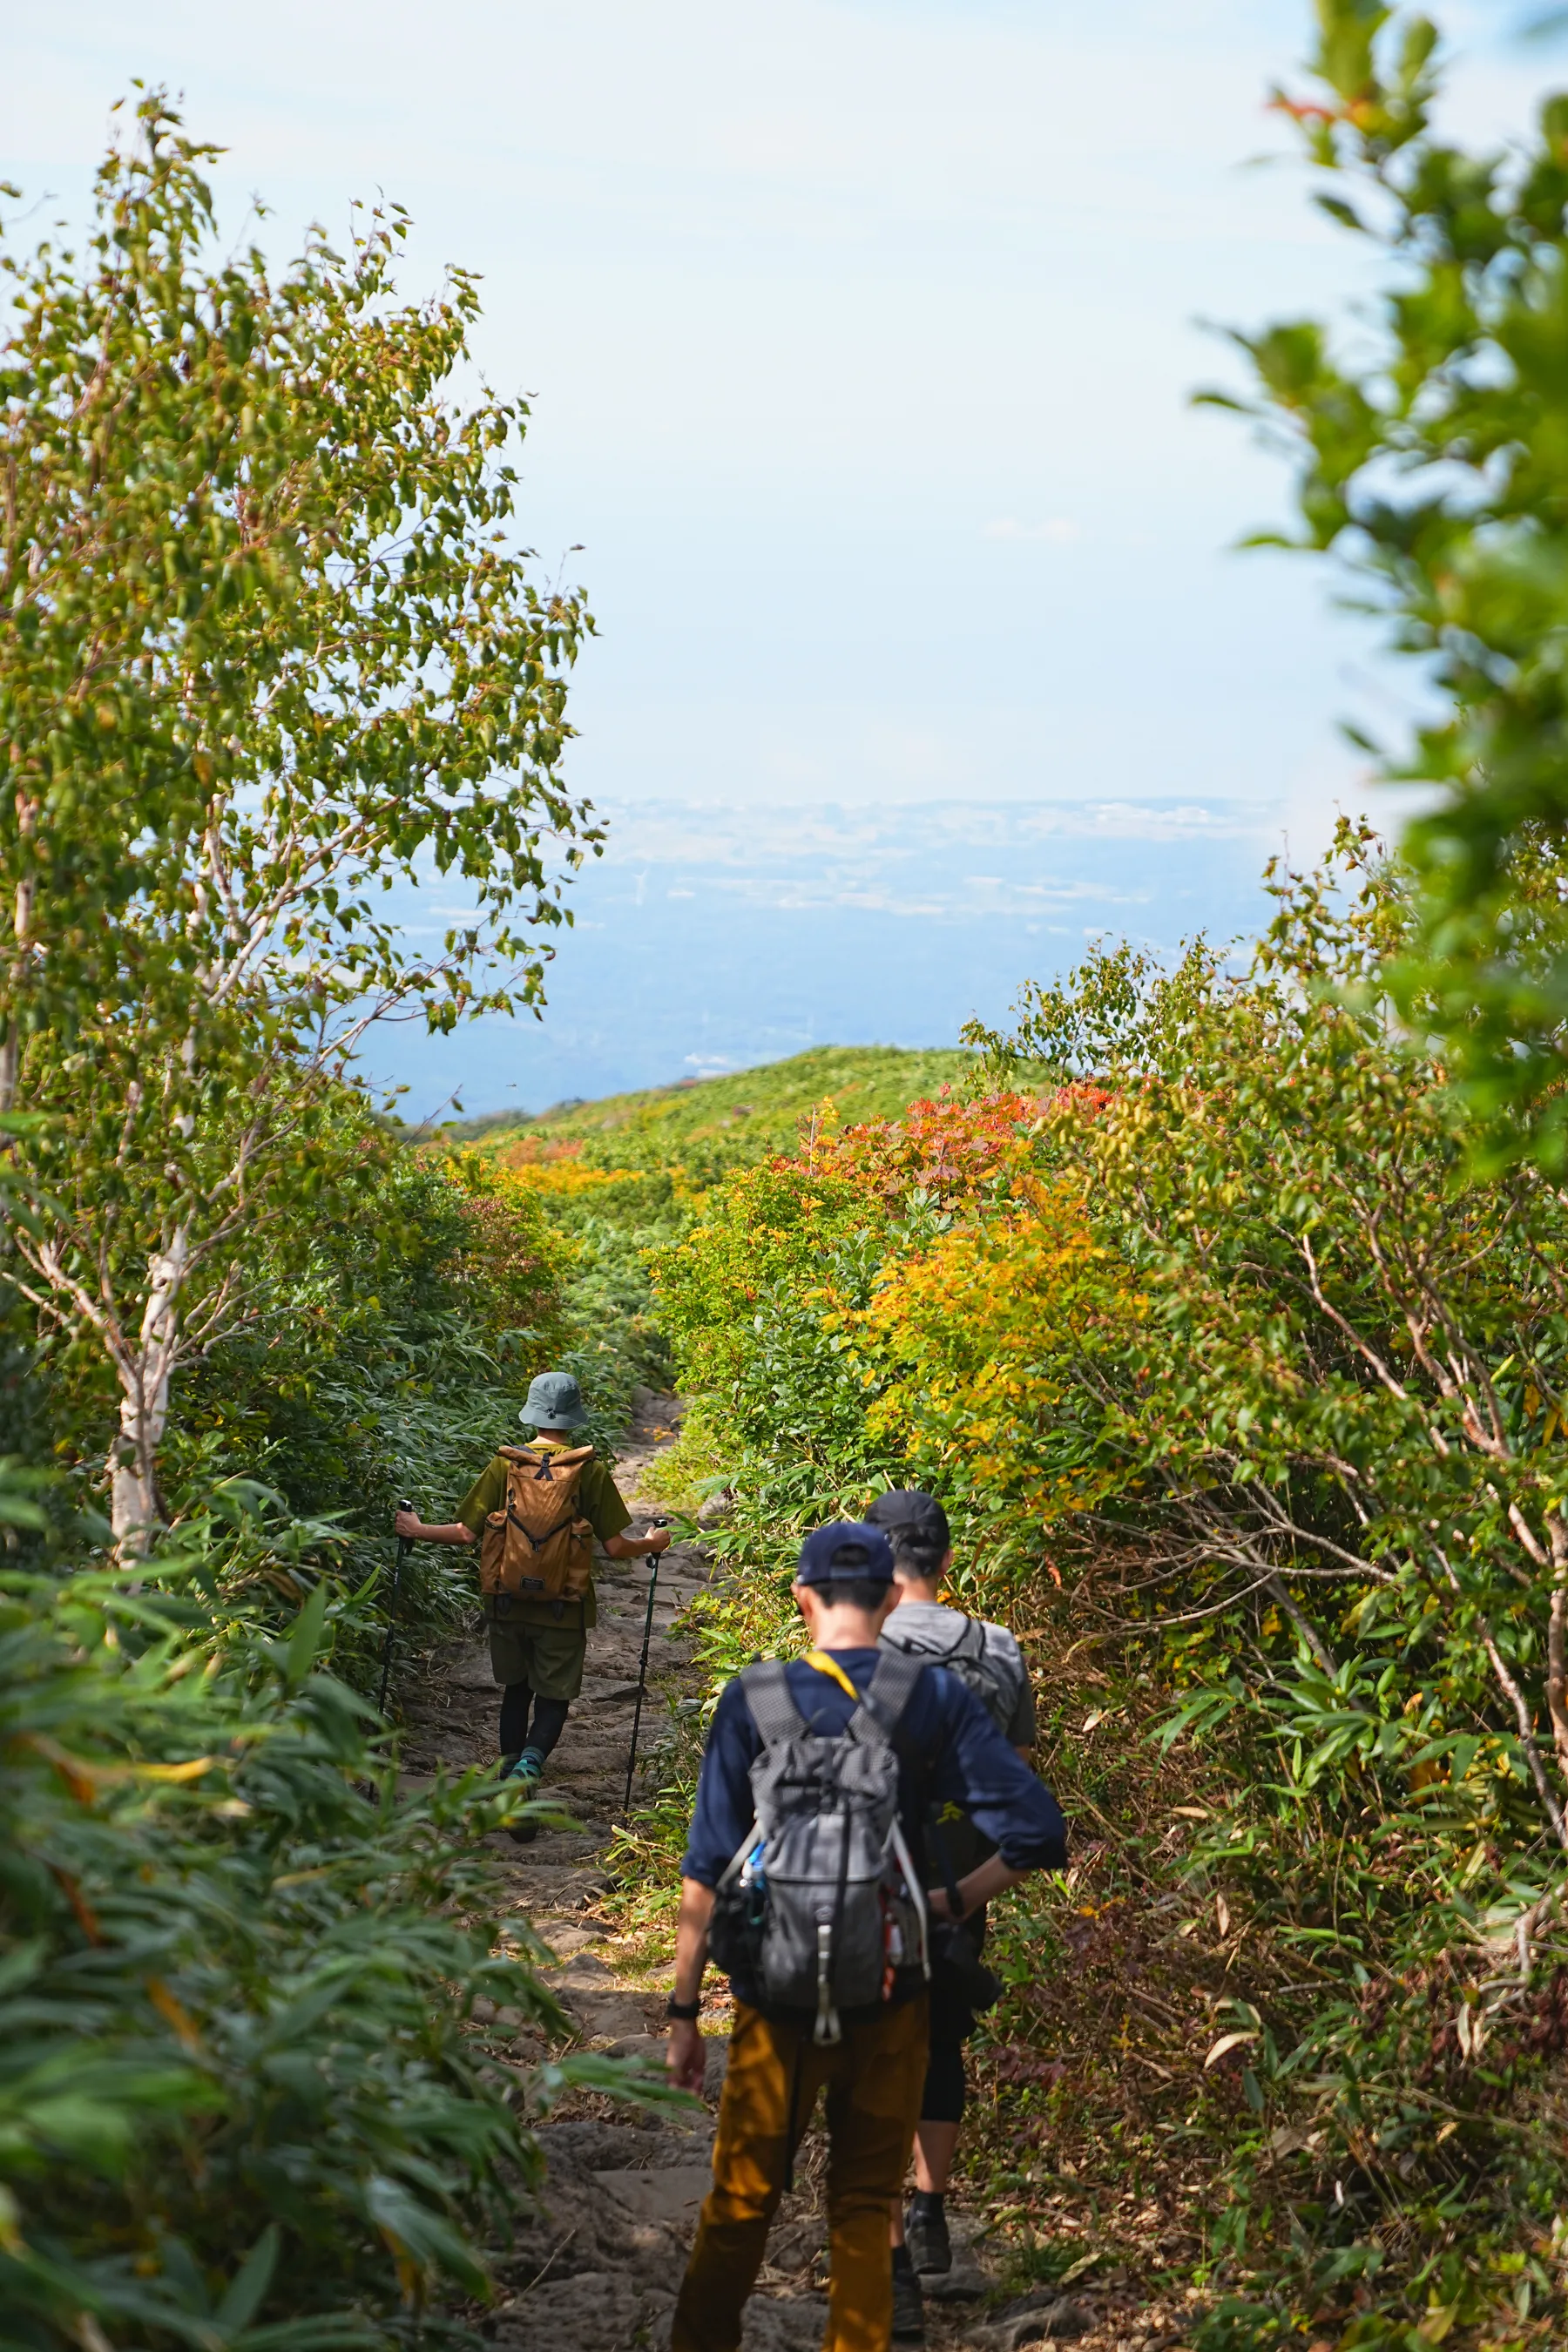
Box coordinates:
[362,794,1292,1122]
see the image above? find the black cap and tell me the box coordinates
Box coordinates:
[865,1489,950,1561]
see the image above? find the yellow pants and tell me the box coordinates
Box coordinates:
[672,1994,929,2352]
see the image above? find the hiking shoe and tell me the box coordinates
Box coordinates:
[890,2258,926,2344]
[905,2201,952,2276]
[501,1748,544,1845]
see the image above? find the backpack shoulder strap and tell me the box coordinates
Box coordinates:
[740,1658,806,1746]
[855,1645,927,1740]
[955,1613,987,1660]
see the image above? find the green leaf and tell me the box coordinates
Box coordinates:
[216,2225,280,2336]
[286,1577,329,1689]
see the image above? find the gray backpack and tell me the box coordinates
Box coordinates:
[708,1650,930,2044]
[880,1610,1024,1738]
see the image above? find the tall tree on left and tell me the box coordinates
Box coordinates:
[0,94,600,1544]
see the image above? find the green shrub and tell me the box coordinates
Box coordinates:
[0,1497,570,2350]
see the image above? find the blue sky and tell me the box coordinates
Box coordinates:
[7,3,1560,1109]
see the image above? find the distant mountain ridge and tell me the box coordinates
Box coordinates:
[419,1044,978,1172]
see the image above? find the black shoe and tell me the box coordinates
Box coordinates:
[905,2202,951,2276]
[891,2259,926,2344]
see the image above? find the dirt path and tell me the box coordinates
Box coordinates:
[398,1394,1184,2352]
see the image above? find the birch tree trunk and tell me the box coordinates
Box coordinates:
[109,1227,188,1547]
[1,847,36,1119]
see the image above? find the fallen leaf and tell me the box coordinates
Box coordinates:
[1204,2030,1260,2068]
[1057,2250,1106,2283]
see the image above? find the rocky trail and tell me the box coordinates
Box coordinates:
[397,1394,1196,2352]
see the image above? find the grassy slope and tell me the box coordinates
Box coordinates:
[437,1044,977,1172]
[422,1047,977,1437]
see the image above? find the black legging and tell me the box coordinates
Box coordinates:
[499,1686,571,1761]
[922,2009,970,2124]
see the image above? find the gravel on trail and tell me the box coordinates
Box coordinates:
[395,1391,1194,2352]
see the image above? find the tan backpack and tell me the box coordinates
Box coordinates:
[479,1444,597,1604]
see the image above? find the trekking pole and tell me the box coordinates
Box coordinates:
[623,1542,663,1814]
[377,1499,414,1720]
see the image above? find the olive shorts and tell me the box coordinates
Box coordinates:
[484,1609,587,1700]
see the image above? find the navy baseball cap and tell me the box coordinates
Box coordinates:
[795,1521,896,1589]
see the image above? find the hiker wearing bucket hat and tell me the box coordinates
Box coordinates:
[392,1370,670,1834]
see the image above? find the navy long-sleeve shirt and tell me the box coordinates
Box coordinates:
[681,1648,1067,1904]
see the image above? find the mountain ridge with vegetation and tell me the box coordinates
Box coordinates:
[421,1044,983,1164]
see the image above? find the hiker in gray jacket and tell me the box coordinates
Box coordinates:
[868,1489,1038,2348]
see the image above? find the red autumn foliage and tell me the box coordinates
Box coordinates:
[497,1134,585,1168]
[811,1086,1041,1207]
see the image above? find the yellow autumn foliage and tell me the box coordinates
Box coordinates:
[501,1159,641,1197]
[860,1176,1135,1529]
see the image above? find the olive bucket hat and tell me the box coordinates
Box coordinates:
[521,1370,590,1431]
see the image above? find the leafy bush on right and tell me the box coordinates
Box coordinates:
[652,831,1568,2341]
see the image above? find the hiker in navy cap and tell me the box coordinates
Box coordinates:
[393,1369,669,1835]
[665,1520,1066,2352]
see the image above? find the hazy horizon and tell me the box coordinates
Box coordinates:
[357,792,1308,1121]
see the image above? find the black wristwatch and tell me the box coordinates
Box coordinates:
[666,1995,701,2021]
